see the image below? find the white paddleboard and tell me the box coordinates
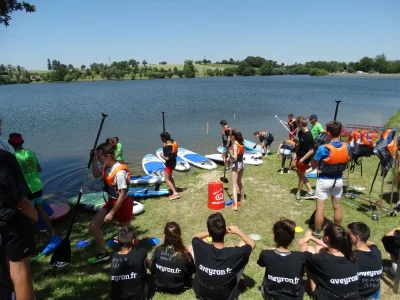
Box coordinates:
[217,146,263,158]
[206,153,263,166]
[178,148,217,170]
[130,175,164,185]
[142,154,165,179]
[243,139,271,155]
[156,148,190,172]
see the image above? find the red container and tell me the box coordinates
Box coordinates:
[208,181,225,210]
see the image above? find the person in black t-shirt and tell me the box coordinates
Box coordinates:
[192,212,255,300]
[381,226,400,277]
[150,221,195,293]
[348,222,382,299]
[295,116,315,201]
[110,226,151,300]
[299,223,358,299]
[220,120,232,170]
[257,218,306,300]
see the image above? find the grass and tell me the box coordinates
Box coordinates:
[32,136,400,299]
[386,109,400,128]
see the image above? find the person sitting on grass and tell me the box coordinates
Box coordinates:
[253,131,274,155]
[257,218,306,300]
[192,212,255,300]
[348,222,382,299]
[298,224,358,300]
[150,222,195,293]
[111,225,151,300]
[276,138,298,174]
[381,226,400,277]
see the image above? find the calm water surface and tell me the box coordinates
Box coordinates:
[1,75,399,202]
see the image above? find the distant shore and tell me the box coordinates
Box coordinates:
[329,72,400,78]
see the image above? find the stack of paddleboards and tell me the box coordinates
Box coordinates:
[178,148,217,170]
[243,139,271,155]
[206,146,263,166]
[142,154,166,180]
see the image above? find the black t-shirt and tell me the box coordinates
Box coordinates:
[0,150,30,227]
[296,130,314,164]
[257,249,306,300]
[289,120,297,131]
[382,234,400,257]
[354,245,382,298]
[306,252,358,299]
[163,145,177,168]
[151,246,195,291]
[192,237,252,300]
[222,128,232,147]
[110,248,148,300]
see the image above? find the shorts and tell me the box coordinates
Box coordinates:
[222,147,227,153]
[279,148,292,158]
[296,161,309,173]
[232,161,244,170]
[165,164,175,174]
[27,189,43,205]
[103,195,133,223]
[0,213,36,262]
[316,178,343,200]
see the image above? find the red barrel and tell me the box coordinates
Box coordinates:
[208,181,225,210]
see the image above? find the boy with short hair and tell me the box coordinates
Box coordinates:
[308,114,324,139]
[192,212,255,300]
[348,222,382,299]
[295,117,315,201]
[282,113,298,139]
[111,226,151,300]
[8,133,55,236]
[311,121,350,237]
[220,120,232,170]
[253,131,274,155]
[277,138,298,174]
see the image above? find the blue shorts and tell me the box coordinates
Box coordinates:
[222,147,227,153]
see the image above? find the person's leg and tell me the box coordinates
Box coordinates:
[222,150,229,169]
[9,258,34,300]
[231,168,239,210]
[303,177,313,194]
[296,170,305,195]
[35,203,55,236]
[315,179,328,235]
[237,169,245,202]
[281,157,286,170]
[89,208,108,254]
[331,196,342,225]
[165,171,177,195]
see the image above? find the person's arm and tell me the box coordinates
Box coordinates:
[145,257,151,269]
[385,227,400,237]
[91,150,102,178]
[161,145,172,161]
[193,231,210,240]
[276,143,283,158]
[230,143,238,161]
[226,130,231,148]
[366,241,376,247]
[311,159,319,170]
[299,148,314,164]
[17,196,38,221]
[227,225,256,249]
[298,233,328,250]
[104,187,128,222]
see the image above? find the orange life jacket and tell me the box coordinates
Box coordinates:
[230,141,244,162]
[288,120,297,131]
[165,140,178,159]
[221,126,232,146]
[374,129,397,172]
[320,143,350,177]
[102,163,131,187]
[361,130,377,147]
[282,139,296,152]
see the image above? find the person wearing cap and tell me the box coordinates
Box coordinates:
[0,121,37,300]
[309,114,324,139]
[8,133,55,236]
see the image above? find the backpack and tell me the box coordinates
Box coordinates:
[266,133,274,144]
[373,129,397,172]
[313,131,329,150]
[307,210,332,230]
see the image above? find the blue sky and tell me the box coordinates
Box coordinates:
[1,0,399,70]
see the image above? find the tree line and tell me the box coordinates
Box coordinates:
[1,53,399,85]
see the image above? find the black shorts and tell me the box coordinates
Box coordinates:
[27,189,42,200]
[0,213,36,262]
[0,243,13,298]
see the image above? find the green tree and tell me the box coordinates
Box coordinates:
[64,74,73,82]
[223,68,235,76]
[54,64,69,81]
[374,54,388,73]
[165,71,173,78]
[259,62,272,75]
[359,57,374,72]
[142,59,148,67]
[47,58,52,70]
[81,64,86,70]
[177,70,184,78]
[133,65,139,74]
[18,77,30,84]
[173,67,178,75]
[0,0,36,26]
[183,60,195,78]
[23,70,31,80]
[206,69,214,76]
[68,64,74,70]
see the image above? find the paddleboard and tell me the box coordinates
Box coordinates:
[130,174,164,185]
[156,148,190,172]
[178,148,217,170]
[142,154,165,178]
[217,146,262,158]
[38,202,70,230]
[206,153,263,166]
[68,192,146,215]
[243,140,271,155]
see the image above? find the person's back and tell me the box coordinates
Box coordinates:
[13,148,42,194]
[192,213,255,300]
[113,137,124,162]
[110,226,149,300]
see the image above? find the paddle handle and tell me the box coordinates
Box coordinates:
[162,112,165,132]
[30,252,45,264]
[275,115,296,138]
[334,100,342,121]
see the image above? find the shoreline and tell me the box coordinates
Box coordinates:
[329,72,400,78]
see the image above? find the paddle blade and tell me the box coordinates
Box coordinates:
[50,237,71,268]
[220,177,229,183]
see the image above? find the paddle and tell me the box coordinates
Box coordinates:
[274,115,296,139]
[50,113,108,268]
[220,146,229,183]
[334,100,342,121]
[162,111,165,132]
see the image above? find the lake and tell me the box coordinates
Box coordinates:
[1,75,399,202]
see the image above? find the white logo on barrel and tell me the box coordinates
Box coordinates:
[213,188,224,203]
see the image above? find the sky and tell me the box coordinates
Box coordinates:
[1,0,399,70]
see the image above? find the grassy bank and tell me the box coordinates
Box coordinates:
[386,109,400,128]
[329,73,400,78]
[32,142,400,299]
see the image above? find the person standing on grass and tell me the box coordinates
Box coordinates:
[0,120,38,300]
[8,133,55,236]
[348,222,382,299]
[277,138,298,174]
[257,218,307,300]
[310,121,350,238]
[282,113,298,140]
[113,136,124,163]
[229,129,245,211]
[295,117,315,201]
[192,212,255,300]
[253,131,274,155]
[150,222,195,293]
[220,120,232,170]
[309,114,324,139]
[159,132,180,200]
[88,142,133,264]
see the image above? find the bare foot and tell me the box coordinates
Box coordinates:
[240,198,246,203]
[232,206,238,211]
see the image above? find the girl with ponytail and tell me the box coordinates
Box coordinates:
[298,223,358,299]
